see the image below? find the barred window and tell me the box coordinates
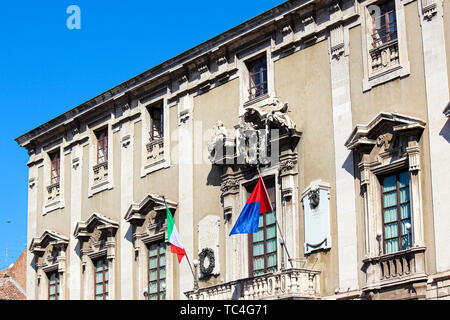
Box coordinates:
[382,171,412,254]
[148,241,166,300]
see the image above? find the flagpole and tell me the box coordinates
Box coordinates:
[256,167,294,268]
[162,196,198,291]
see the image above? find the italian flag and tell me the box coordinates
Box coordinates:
[166,204,186,263]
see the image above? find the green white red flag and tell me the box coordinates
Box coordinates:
[166,204,186,263]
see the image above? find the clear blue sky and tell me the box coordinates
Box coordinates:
[0,1,286,269]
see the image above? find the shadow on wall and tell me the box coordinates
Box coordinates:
[439,118,450,144]
[341,151,355,177]
[206,165,222,187]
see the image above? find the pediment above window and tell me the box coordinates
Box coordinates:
[74,212,119,260]
[29,230,69,273]
[124,194,177,227]
[345,112,426,152]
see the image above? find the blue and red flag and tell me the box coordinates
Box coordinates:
[229,177,272,235]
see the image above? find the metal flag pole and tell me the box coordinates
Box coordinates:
[256,167,294,268]
[162,196,198,291]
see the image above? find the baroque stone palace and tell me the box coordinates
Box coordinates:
[15,0,450,300]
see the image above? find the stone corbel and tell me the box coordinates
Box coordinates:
[329,24,344,60]
[406,143,420,172]
[121,134,131,148]
[178,109,191,125]
[421,0,437,20]
[72,157,80,169]
[358,161,371,187]
[29,177,36,189]
[279,157,298,201]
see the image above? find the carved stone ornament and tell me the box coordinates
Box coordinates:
[266,98,296,130]
[220,179,239,194]
[207,121,228,162]
[207,98,300,165]
[198,247,216,278]
[29,230,69,273]
[309,189,320,208]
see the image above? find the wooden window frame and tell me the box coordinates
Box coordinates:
[94,258,109,300]
[370,0,397,49]
[148,241,166,300]
[50,151,60,184]
[381,171,412,254]
[96,128,108,164]
[247,56,268,101]
[148,102,164,141]
[48,271,60,300]
[247,177,277,277]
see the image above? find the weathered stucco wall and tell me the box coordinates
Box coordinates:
[192,79,240,287]
[274,39,338,297]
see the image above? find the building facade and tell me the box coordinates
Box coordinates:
[15,0,450,300]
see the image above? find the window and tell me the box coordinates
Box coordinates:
[96,129,108,164]
[248,178,277,277]
[381,171,412,254]
[48,271,60,300]
[370,0,397,49]
[247,57,268,100]
[148,241,166,300]
[149,103,163,140]
[94,258,109,300]
[50,151,60,184]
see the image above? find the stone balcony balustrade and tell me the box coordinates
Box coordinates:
[185,268,320,300]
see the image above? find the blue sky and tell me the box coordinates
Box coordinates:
[0,1,286,269]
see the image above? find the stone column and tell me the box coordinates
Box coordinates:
[419,0,450,272]
[69,144,82,299]
[177,94,194,298]
[120,118,134,300]
[328,23,358,291]
[26,155,40,300]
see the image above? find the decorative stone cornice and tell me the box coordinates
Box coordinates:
[73,212,119,240]
[421,0,437,21]
[124,193,177,226]
[15,0,356,152]
[345,113,426,151]
[30,230,69,255]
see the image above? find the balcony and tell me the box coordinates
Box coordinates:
[146,138,164,167]
[369,39,400,76]
[362,246,427,293]
[93,161,108,184]
[185,268,320,300]
[46,181,60,201]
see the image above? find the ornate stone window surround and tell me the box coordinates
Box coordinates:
[124,194,177,300]
[29,230,69,300]
[237,40,276,115]
[74,212,119,300]
[345,112,427,291]
[42,144,65,215]
[87,117,115,197]
[360,0,410,91]
[140,93,171,178]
